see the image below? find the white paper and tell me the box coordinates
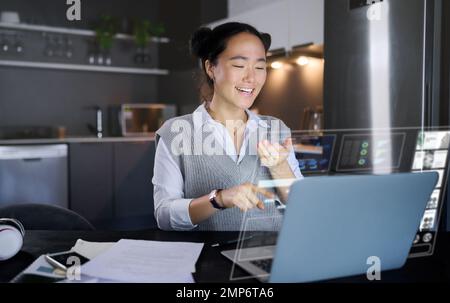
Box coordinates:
[80,239,203,283]
[71,239,115,260]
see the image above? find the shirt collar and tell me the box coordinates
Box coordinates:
[193,103,269,133]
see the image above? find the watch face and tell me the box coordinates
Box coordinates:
[209,190,217,200]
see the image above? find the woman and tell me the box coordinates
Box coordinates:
[152,22,302,231]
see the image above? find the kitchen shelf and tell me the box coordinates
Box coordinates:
[0,60,169,75]
[0,22,170,43]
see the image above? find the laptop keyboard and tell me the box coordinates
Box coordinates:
[250,259,273,273]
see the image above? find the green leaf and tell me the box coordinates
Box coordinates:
[133,19,166,47]
[94,14,119,51]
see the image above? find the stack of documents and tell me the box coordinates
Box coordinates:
[79,239,204,283]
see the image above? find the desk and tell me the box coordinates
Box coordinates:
[1,230,449,283]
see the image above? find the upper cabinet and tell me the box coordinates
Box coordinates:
[207,0,324,51]
[287,0,324,47]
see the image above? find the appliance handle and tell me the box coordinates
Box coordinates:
[22,158,43,162]
[425,82,433,126]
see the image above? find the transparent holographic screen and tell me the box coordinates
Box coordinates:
[228,127,450,280]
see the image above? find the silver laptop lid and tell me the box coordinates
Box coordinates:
[270,172,437,282]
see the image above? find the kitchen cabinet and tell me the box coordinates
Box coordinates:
[287,0,324,47]
[69,140,156,230]
[207,0,324,50]
[113,141,156,230]
[69,142,114,227]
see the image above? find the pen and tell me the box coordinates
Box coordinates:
[44,254,67,272]
[211,235,255,247]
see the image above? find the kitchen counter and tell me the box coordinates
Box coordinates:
[0,136,156,145]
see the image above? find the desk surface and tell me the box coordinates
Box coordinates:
[1,230,449,283]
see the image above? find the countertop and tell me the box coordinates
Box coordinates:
[0,135,156,145]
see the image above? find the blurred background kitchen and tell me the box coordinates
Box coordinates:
[0,0,325,230]
[0,0,324,138]
[0,0,449,248]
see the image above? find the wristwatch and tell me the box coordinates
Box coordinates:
[209,189,225,210]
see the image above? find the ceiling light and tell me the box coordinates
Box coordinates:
[296,56,310,66]
[271,61,283,69]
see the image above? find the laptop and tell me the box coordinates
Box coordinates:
[221,172,438,282]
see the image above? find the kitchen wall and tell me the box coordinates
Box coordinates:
[0,0,321,135]
[157,0,227,115]
[0,0,227,136]
[255,58,324,130]
[0,67,159,136]
[0,0,159,136]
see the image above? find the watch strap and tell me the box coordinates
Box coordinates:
[210,189,225,210]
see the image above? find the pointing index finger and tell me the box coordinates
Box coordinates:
[252,184,275,199]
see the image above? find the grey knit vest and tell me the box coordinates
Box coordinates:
[155,113,291,231]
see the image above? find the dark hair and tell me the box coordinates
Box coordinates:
[190,22,271,90]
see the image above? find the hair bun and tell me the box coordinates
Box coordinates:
[260,33,272,52]
[190,27,212,59]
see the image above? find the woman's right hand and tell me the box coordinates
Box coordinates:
[217,182,275,212]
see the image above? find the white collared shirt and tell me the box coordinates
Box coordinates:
[152,104,303,231]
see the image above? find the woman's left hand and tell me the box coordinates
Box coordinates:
[257,138,292,169]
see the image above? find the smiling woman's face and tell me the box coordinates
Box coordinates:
[206,32,267,110]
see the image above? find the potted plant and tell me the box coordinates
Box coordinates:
[149,22,165,38]
[94,15,118,65]
[133,19,165,64]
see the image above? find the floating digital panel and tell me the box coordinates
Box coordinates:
[293,134,336,174]
[337,133,406,172]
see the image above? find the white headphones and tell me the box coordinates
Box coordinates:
[0,218,25,261]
